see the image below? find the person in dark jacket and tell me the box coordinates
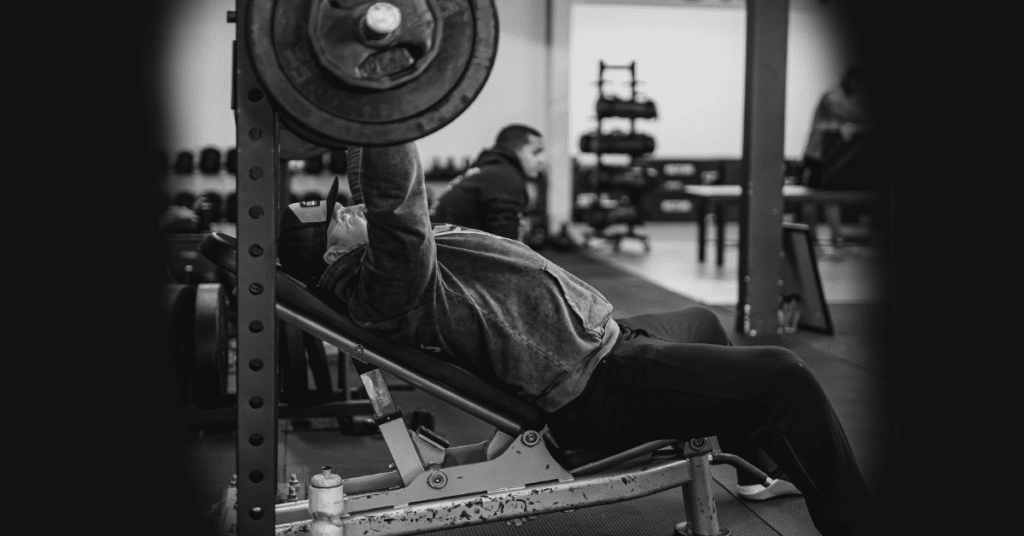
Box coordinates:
[276,143,877,536]
[799,66,877,248]
[429,124,545,241]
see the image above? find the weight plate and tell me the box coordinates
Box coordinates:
[160,283,196,406]
[248,0,498,146]
[307,0,441,91]
[194,283,230,408]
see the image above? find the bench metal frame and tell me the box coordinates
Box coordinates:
[199,226,743,534]
[213,294,731,536]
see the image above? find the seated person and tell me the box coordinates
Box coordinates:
[276,143,877,536]
[429,124,545,241]
[800,66,877,247]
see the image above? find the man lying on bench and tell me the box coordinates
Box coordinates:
[275,143,877,536]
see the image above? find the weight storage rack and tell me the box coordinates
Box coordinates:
[577,60,657,253]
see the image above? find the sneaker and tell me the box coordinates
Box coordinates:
[735,477,803,501]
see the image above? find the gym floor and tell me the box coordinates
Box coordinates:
[177,218,892,536]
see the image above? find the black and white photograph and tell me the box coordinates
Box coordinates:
[80,0,966,533]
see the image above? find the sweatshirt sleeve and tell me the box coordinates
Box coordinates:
[346,143,437,325]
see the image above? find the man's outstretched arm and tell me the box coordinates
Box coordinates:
[348,143,437,325]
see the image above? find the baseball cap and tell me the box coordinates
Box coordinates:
[277,176,339,283]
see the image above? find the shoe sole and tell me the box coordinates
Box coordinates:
[736,478,803,501]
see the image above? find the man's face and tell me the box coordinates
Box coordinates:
[515,134,546,179]
[323,203,368,262]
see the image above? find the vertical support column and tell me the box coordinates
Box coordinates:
[546,0,572,237]
[234,0,280,532]
[736,0,789,336]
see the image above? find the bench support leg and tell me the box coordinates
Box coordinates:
[676,452,730,536]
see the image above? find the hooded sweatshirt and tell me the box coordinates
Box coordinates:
[429,147,528,240]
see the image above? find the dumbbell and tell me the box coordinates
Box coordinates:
[199,147,223,175]
[226,148,238,174]
[174,151,194,174]
[194,192,223,228]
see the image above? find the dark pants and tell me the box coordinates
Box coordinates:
[548,307,874,536]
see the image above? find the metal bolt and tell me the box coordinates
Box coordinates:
[249,244,264,257]
[287,474,300,501]
[355,345,364,354]
[249,283,263,295]
[522,431,540,447]
[364,2,402,38]
[427,470,447,489]
[689,437,706,449]
[249,320,264,333]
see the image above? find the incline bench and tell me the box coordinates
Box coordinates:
[200,232,767,536]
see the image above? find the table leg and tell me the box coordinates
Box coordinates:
[696,199,707,263]
[715,202,725,266]
[804,203,819,244]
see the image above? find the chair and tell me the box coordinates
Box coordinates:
[199,232,766,535]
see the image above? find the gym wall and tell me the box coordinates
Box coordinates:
[568,0,865,162]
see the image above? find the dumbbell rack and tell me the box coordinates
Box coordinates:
[580,60,653,253]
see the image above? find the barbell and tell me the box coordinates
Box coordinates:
[247,0,499,148]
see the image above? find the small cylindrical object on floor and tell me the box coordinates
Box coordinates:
[286,473,301,501]
[309,466,344,536]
